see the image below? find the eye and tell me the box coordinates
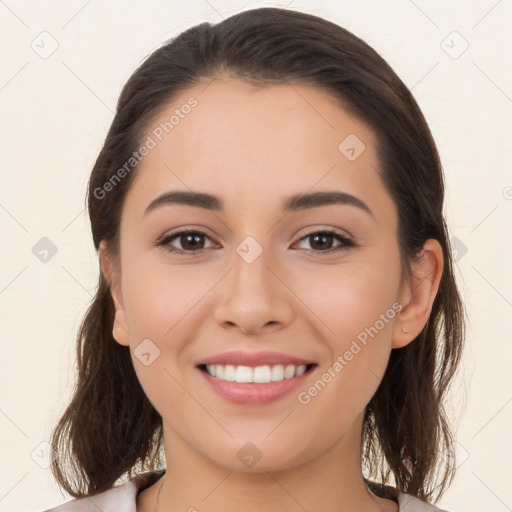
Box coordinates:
[155,228,356,255]
[156,230,217,254]
[294,229,355,254]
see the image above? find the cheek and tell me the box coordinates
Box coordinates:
[293,259,400,400]
[122,259,214,338]
[120,263,214,407]
[293,258,400,342]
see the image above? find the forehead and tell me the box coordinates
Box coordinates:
[121,76,396,226]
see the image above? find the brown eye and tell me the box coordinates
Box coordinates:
[296,230,355,254]
[157,230,215,254]
[309,233,335,250]
[178,233,206,250]
[156,228,355,256]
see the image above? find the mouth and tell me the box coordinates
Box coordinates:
[196,362,318,405]
[196,363,318,383]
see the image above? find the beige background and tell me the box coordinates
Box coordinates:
[0,1,511,510]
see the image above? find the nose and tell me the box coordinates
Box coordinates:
[213,246,295,335]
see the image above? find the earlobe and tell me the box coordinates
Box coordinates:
[112,312,131,347]
[392,239,444,349]
[99,240,131,347]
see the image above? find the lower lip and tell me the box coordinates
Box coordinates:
[197,366,316,405]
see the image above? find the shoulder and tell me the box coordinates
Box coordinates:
[44,471,453,512]
[397,491,452,512]
[42,469,165,512]
[365,479,452,512]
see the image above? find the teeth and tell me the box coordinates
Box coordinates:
[204,364,308,383]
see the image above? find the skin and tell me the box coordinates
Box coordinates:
[99,75,443,512]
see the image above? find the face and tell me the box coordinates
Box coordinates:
[103,75,412,473]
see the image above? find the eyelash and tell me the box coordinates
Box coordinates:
[155,228,356,255]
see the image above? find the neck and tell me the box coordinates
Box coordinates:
[139,412,397,512]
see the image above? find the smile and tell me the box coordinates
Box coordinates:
[197,363,318,405]
[199,363,316,383]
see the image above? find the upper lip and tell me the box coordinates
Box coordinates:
[195,350,316,368]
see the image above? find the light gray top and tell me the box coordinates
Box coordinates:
[43,469,451,511]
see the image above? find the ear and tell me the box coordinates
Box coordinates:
[99,240,130,347]
[392,239,444,349]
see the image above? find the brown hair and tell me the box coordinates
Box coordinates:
[50,7,465,503]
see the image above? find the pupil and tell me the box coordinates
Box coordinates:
[312,233,332,250]
[183,233,202,250]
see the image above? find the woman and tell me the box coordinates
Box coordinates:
[44,7,464,511]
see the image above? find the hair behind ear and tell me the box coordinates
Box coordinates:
[363,233,465,501]
[49,275,163,497]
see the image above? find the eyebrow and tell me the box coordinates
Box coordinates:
[144,190,373,217]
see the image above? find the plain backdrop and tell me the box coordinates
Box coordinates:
[0,1,511,511]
